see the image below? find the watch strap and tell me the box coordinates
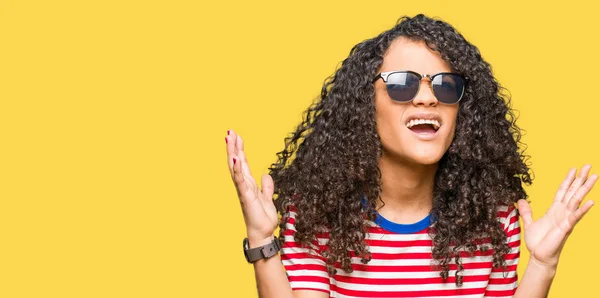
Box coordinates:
[243,236,281,263]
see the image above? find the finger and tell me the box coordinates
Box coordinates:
[238,133,248,164]
[261,174,275,204]
[232,155,251,199]
[567,173,598,211]
[517,199,533,228]
[236,134,253,177]
[569,200,595,227]
[555,168,577,203]
[563,164,592,204]
[226,129,239,176]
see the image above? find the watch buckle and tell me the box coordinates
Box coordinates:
[259,237,280,257]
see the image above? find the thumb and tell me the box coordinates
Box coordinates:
[517,199,533,228]
[261,174,275,203]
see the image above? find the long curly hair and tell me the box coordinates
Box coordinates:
[268,13,533,286]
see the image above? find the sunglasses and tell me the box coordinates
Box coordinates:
[372,70,467,104]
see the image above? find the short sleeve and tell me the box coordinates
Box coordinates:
[279,208,331,295]
[484,205,521,297]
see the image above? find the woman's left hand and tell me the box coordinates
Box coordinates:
[517,164,597,268]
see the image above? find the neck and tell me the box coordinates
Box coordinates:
[376,151,438,224]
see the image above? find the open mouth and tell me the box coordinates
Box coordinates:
[409,124,437,134]
[406,119,440,135]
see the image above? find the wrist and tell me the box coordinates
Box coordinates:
[247,235,276,249]
[243,235,281,264]
[528,256,558,278]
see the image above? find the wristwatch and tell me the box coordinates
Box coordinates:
[243,236,281,263]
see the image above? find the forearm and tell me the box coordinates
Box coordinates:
[249,238,295,298]
[514,257,557,298]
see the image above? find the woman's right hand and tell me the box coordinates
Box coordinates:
[225,129,279,247]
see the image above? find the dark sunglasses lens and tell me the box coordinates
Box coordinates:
[385,72,420,102]
[431,74,465,104]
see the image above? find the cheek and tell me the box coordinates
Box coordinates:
[375,101,404,138]
[374,93,392,132]
[445,111,459,144]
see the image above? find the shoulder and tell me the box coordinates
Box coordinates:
[495,204,520,233]
[283,205,329,230]
[281,206,330,247]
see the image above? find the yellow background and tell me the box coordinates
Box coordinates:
[1,1,599,297]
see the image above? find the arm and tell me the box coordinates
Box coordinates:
[514,165,597,298]
[248,237,296,298]
[249,234,329,298]
[513,257,556,298]
[226,130,328,298]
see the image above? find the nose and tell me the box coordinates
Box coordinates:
[412,78,438,107]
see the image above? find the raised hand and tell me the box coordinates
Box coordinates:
[517,164,597,268]
[225,129,279,247]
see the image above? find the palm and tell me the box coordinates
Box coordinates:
[517,165,597,267]
[225,130,279,242]
[238,172,278,236]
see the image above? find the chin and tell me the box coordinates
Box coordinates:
[381,131,452,165]
[406,151,444,165]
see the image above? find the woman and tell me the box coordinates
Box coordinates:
[225,14,596,298]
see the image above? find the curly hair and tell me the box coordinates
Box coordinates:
[268,13,533,286]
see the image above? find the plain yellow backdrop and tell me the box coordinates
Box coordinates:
[1,1,599,297]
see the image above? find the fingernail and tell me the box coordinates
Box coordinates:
[233,157,237,164]
[225,137,228,144]
[227,130,230,135]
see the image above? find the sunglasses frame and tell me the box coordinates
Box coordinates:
[372,70,468,104]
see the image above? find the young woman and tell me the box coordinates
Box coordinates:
[225,14,597,298]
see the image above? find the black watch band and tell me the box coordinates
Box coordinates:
[243,236,281,263]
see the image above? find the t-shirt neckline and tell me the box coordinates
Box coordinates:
[361,194,435,234]
[375,212,432,234]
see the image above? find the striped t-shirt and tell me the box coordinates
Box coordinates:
[280,205,520,298]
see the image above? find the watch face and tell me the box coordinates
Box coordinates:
[243,238,250,262]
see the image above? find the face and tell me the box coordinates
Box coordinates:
[374,37,459,165]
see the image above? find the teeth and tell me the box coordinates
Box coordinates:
[406,119,441,130]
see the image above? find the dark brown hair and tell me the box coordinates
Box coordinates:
[268,14,532,286]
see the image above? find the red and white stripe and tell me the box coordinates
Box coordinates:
[281,205,520,298]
